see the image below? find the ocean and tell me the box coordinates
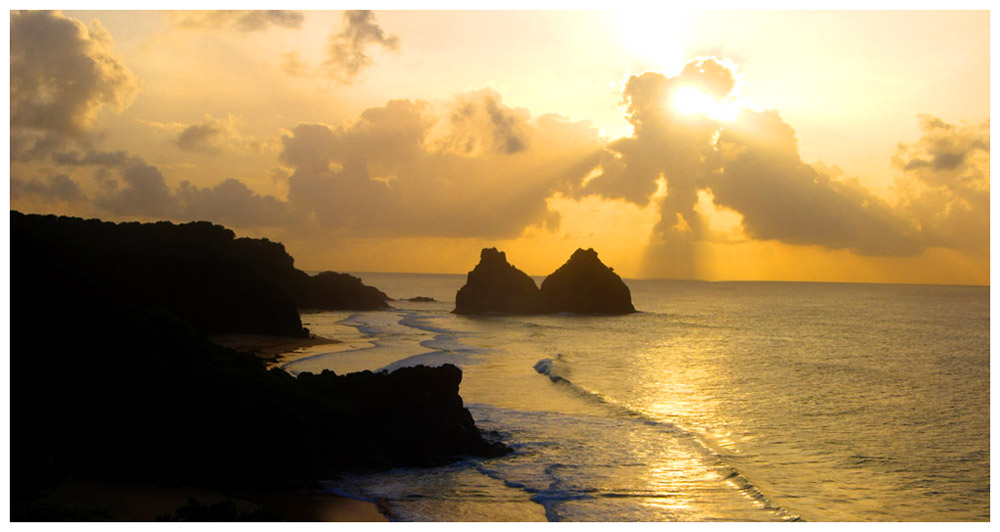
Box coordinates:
[282,274,989,522]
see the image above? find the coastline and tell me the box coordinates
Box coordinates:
[208,333,342,363]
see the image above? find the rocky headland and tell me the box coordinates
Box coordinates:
[11,211,507,520]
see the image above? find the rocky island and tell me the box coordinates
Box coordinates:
[454,247,636,315]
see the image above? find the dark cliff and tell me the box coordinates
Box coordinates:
[454,248,542,314]
[11,211,390,335]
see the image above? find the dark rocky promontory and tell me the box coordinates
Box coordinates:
[454,248,542,314]
[540,248,636,314]
[11,211,506,520]
[454,247,636,315]
[294,271,390,311]
[11,211,391,337]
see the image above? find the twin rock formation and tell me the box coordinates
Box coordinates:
[454,248,635,315]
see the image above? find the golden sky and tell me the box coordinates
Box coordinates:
[8,9,991,284]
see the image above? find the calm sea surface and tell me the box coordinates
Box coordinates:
[284,274,989,521]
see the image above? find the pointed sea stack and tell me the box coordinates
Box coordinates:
[540,248,636,314]
[454,248,542,314]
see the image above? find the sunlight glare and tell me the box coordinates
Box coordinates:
[617,9,687,72]
[671,86,741,122]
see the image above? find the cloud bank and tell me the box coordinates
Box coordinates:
[9,12,987,279]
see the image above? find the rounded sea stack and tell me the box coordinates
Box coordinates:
[539,248,636,314]
[454,248,542,314]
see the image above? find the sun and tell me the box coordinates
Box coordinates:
[671,86,741,122]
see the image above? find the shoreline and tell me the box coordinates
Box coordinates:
[208,333,342,364]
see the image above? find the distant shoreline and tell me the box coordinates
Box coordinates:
[209,333,342,363]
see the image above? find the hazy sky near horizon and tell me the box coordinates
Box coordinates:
[8,9,990,284]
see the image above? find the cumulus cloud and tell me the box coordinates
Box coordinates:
[86,156,293,228]
[176,178,295,227]
[705,109,922,256]
[427,88,532,156]
[143,114,256,154]
[10,10,140,157]
[11,174,85,203]
[893,115,989,256]
[96,160,174,217]
[172,10,304,31]
[279,92,603,237]
[572,57,987,276]
[323,10,399,83]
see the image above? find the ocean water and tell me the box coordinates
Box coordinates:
[282,274,989,522]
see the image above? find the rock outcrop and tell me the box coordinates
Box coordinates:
[453,247,636,315]
[454,248,542,314]
[11,211,390,336]
[540,248,635,314]
[294,271,390,311]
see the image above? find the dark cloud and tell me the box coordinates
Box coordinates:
[176,178,295,228]
[11,174,84,203]
[10,10,140,155]
[279,93,603,238]
[323,10,399,83]
[173,10,304,31]
[90,157,292,228]
[175,121,225,153]
[52,149,129,166]
[97,160,174,217]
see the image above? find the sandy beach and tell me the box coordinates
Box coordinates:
[209,333,342,362]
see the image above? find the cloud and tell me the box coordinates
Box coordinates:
[427,88,531,156]
[893,115,989,256]
[705,109,922,256]
[279,92,603,238]
[169,114,254,154]
[569,57,988,277]
[172,10,304,31]
[52,149,129,166]
[97,160,174,217]
[323,10,399,83]
[11,174,85,203]
[176,178,295,228]
[88,156,293,228]
[10,10,140,157]
[282,51,308,77]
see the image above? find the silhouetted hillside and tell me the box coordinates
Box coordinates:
[11,212,390,334]
[10,211,505,519]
